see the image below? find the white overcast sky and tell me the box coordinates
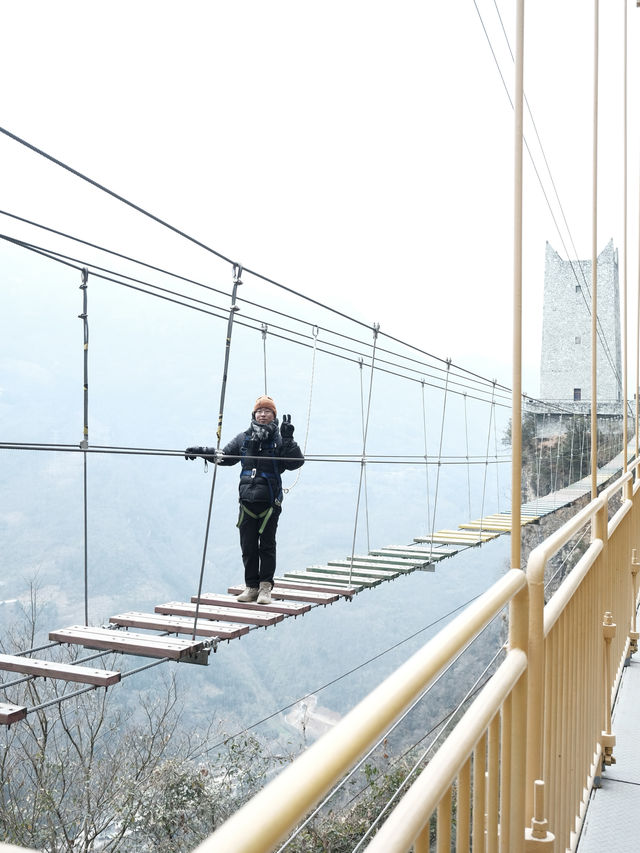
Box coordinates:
[1,0,639,396]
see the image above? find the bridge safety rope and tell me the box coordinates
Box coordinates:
[358,357,372,552]
[282,325,319,496]
[79,267,90,626]
[429,359,451,548]
[479,381,498,538]
[348,323,380,586]
[190,263,243,639]
[420,379,432,542]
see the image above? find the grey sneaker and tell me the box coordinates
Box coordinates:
[257,582,272,605]
[236,587,259,603]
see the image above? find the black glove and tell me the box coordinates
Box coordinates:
[185,446,205,460]
[281,414,295,440]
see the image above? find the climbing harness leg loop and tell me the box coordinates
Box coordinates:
[237,503,274,535]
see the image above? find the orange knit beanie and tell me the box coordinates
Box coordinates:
[253,395,277,416]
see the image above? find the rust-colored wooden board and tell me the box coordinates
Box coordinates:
[109,612,249,640]
[49,626,206,661]
[0,653,120,687]
[0,702,27,725]
[155,601,282,627]
[192,593,311,616]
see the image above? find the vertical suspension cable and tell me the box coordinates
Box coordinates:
[430,360,451,552]
[191,264,243,639]
[348,324,379,585]
[463,393,472,519]
[358,358,371,552]
[261,323,269,395]
[479,383,497,537]
[568,413,575,484]
[492,391,500,512]
[284,325,319,494]
[554,414,563,492]
[420,378,431,534]
[535,411,544,510]
[420,380,432,536]
[79,267,89,626]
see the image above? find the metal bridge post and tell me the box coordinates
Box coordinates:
[524,780,555,850]
[630,550,639,655]
[601,611,617,768]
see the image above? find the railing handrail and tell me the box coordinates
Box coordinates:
[194,569,527,853]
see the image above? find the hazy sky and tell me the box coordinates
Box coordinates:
[1,0,638,396]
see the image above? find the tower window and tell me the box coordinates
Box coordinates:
[574,388,581,401]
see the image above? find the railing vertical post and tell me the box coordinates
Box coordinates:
[510,0,526,847]
[601,611,617,768]
[524,780,555,850]
[630,549,639,655]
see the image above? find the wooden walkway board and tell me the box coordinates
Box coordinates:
[342,554,429,569]
[410,539,460,553]
[228,583,345,602]
[369,548,446,562]
[110,612,249,640]
[284,570,381,588]
[155,601,282,627]
[0,653,120,687]
[0,703,27,725]
[192,592,311,616]
[324,559,400,581]
[272,578,359,596]
[49,626,207,662]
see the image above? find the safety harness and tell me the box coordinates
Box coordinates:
[237,432,283,534]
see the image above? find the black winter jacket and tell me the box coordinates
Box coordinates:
[218,423,304,505]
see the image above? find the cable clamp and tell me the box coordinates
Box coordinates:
[232,263,243,284]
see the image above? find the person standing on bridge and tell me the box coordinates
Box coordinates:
[185,395,304,605]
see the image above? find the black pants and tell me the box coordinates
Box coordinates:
[238,502,281,588]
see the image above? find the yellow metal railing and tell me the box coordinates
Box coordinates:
[196,463,640,853]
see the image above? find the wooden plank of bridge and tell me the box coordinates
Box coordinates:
[428,530,499,543]
[0,703,27,725]
[342,554,430,569]
[155,601,283,627]
[325,559,409,575]
[308,564,398,580]
[412,537,461,551]
[369,547,447,561]
[109,611,250,640]
[192,592,311,617]
[269,578,360,597]
[227,582,348,602]
[284,569,381,588]
[0,653,120,687]
[49,626,206,662]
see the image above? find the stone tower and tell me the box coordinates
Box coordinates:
[540,240,621,404]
